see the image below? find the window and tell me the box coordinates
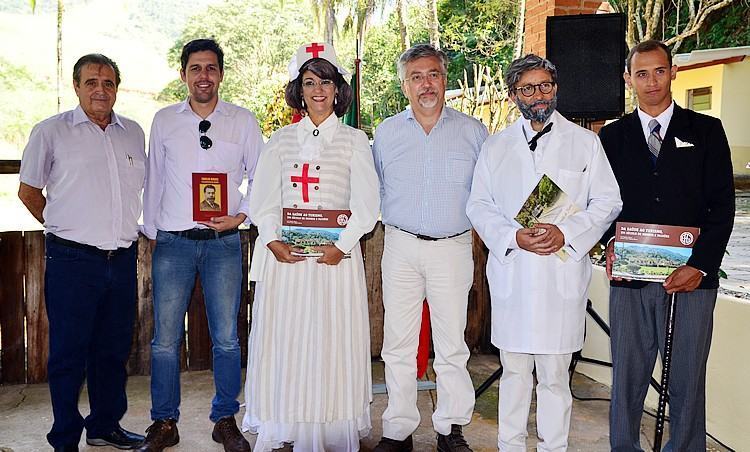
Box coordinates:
[687,87,712,111]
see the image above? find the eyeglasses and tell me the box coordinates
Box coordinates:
[514,82,556,97]
[302,79,335,89]
[403,71,445,84]
[199,120,212,150]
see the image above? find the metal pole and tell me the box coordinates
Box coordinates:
[654,292,677,451]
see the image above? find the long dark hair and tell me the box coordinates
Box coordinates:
[285,58,353,118]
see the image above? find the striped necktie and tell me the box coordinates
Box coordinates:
[648,119,662,159]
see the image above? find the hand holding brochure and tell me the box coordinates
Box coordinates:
[281,208,352,257]
[613,222,700,281]
[514,174,580,261]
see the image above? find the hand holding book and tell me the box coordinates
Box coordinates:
[516,223,565,256]
[312,244,346,265]
[267,240,306,264]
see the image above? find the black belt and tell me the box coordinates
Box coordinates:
[393,226,470,241]
[165,228,238,240]
[46,233,134,258]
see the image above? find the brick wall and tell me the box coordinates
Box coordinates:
[523,0,606,56]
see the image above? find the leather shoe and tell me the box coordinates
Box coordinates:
[87,426,145,449]
[212,416,251,452]
[53,446,78,452]
[136,419,179,452]
[373,435,413,452]
[436,424,472,452]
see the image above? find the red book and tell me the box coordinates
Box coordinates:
[192,172,228,221]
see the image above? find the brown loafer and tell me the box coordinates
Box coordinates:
[212,416,251,452]
[136,419,179,452]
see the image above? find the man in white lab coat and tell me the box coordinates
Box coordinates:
[466,54,622,451]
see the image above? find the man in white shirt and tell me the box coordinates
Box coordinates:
[139,39,262,452]
[19,53,146,452]
[466,54,622,451]
[372,44,488,452]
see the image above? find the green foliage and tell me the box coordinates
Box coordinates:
[261,84,294,137]
[438,0,519,89]
[360,6,428,132]
[0,57,55,153]
[160,0,315,124]
[678,3,750,52]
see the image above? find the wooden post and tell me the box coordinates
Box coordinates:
[466,231,493,352]
[0,232,26,383]
[363,223,385,357]
[127,235,154,375]
[24,231,48,383]
[187,278,211,371]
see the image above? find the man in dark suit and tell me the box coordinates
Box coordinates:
[599,39,735,451]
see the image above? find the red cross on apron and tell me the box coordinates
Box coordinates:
[305,43,325,58]
[290,163,319,203]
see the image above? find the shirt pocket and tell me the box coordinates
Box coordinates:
[554,168,587,204]
[447,151,476,185]
[200,140,242,173]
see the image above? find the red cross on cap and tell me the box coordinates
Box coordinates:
[305,43,325,58]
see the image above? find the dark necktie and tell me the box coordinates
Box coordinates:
[528,122,553,151]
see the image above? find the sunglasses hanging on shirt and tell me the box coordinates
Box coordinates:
[199,120,212,150]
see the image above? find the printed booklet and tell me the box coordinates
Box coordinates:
[613,222,700,281]
[515,174,580,261]
[282,208,352,257]
[192,172,228,221]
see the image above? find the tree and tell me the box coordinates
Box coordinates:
[438,0,520,88]
[160,0,314,125]
[609,0,737,52]
[426,0,440,48]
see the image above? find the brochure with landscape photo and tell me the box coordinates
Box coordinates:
[281,208,352,257]
[514,174,580,261]
[613,222,700,281]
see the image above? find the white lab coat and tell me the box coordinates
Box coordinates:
[466,111,622,354]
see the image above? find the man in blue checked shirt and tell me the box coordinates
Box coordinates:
[372,44,488,452]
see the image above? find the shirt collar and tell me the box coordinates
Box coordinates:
[72,105,125,129]
[298,112,339,143]
[405,103,451,124]
[520,112,555,141]
[637,101,674,135]
[177,97,229,117]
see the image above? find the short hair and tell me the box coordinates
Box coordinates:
[180,39,224,72]
[73,54,121,87]
[396,44,449,81]
[504,54,557,92]
[285,58,353,118]
[204,184,216,193]
[626,39,672,73]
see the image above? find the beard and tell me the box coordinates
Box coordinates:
[516,96,557,123]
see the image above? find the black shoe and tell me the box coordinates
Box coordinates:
[436,424,472,452]
[53,446,78,452]
[137,419,179,452]
[87,426,145,450]
[211,416,251,452]
[373,435,413,452]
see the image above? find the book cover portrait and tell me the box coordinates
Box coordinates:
[192,172,228,221]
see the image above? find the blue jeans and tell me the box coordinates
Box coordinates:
[150,230,243,422]
[44,237,137,448]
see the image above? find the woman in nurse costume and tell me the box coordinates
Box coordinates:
[242,42,380,452]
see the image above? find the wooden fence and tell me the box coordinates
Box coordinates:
[0,224,493,385]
